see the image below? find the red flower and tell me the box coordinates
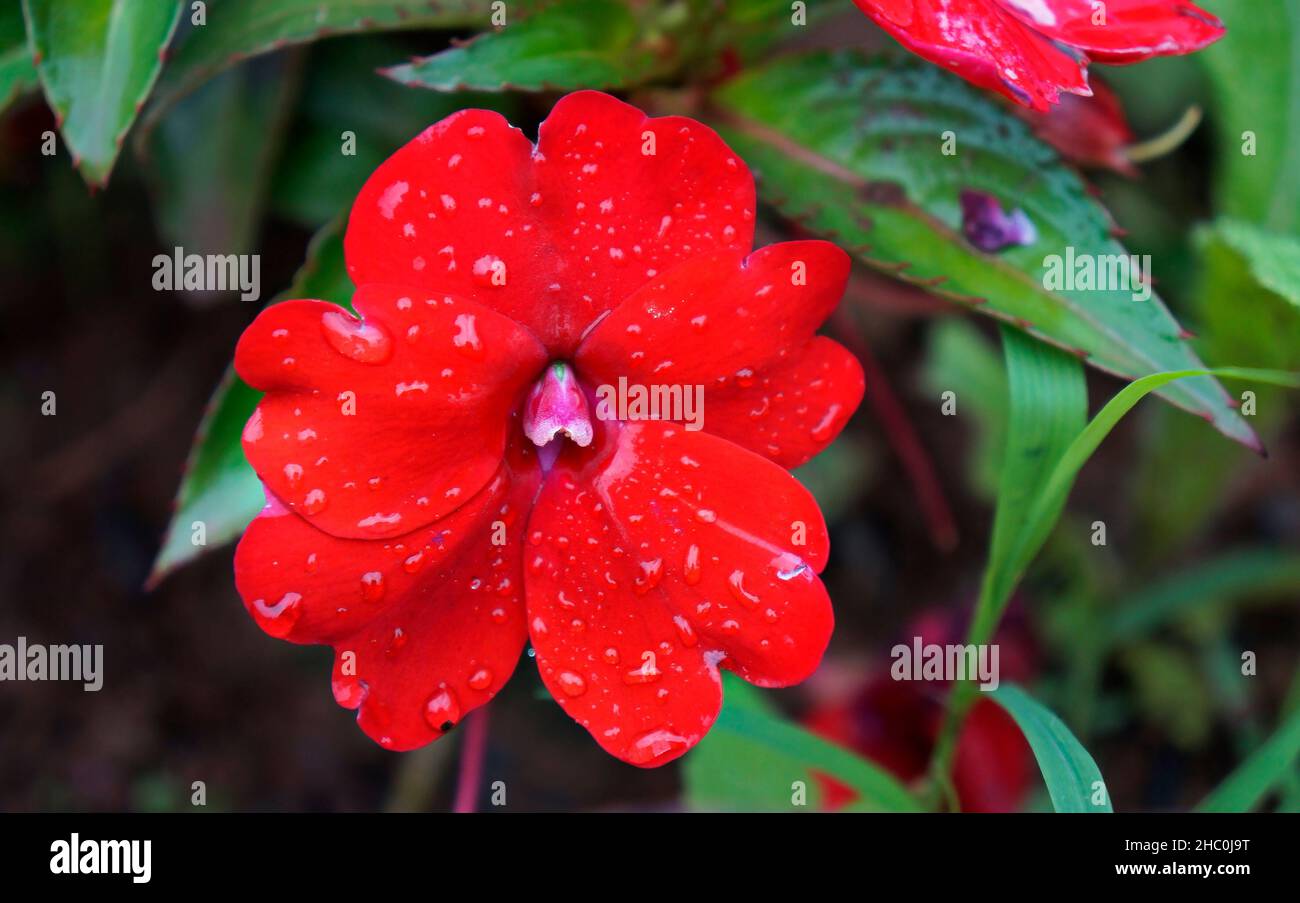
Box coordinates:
[852,0,1224,110]
[232,92,864,766]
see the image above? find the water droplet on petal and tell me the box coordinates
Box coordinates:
[254,592,302,638]
[633,558,663,595]
[683,544,702,585]
[728,569,761,605]
[302,489,328,515]
[361,571,385,602]
[453,312,483,358]
[557,670,588,697]
[634,728,689,761]
[424,686,461,732]
[468,667,493,691]
[321,310,392,363]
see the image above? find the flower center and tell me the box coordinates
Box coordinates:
[523,361,593,449]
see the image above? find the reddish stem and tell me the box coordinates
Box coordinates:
[452,708,489,813]
[833,308,959,551]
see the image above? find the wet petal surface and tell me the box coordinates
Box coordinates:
[525,420,834,766]
[236,287,547,539]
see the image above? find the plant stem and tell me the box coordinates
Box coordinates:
[452,708,490,813]
[928,571,1002,794]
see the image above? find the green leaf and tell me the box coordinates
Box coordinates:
[1201,0,1300,232]
[383,0,660,92]
[991,684,1111,812]
[683,675,924,812]
[0,2,37,113]
[146,54,300,257]
[148,0,521,118]
[148,219,352,585]
[1103,549,1300,648]
[23,0,183,186]
[709,51,1256,449]
[1198,219,1300,310]
[981,325,1085,627]
[986,367,1299,621]
[1198,705,1300,813]
[1132,220,1300,555]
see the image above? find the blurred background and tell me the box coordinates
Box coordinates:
[1,0,1298,812]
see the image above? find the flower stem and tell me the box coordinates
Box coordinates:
[452,708,490,813]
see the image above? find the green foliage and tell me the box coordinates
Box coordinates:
[0,2,37,112]
[684,676,923,812]
[710,50,1256,448]
[147,0,501,117]
[23,0,183,185]
[382,0,661,92]
[1198,704,1300,812]
[990,685,1112,813]
[1201,0,1300,232]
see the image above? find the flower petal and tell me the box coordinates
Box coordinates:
[236,286,546,539]
[854,0,1092,110]
[343,93,755,354]
[525,421,834,766]
[235,448,541,751]
[576,241,862,468]
[1000,0,1224,63]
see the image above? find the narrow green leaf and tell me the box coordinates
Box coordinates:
[991,684,1111,813]
[684,676,924,812]
[709,51,1257,449]
[1103,549,1300,647]
[982,326,1085,621]
[148,0,526,118]
[1198,705,1300,812]
[988,367,1299,617]
[148,219,352,585]
[0,3,37,113]
[23,0,183,185]
[383,0,659,92]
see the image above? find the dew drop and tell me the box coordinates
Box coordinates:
[728,569,761,605]
[683,544,702,585]
[361,571,386,602]
[557,670,588,697]
[453,312,483,358]
[633,558,663,595]
[254,592,302,638]
[321,310,392,364]
[468,667,493,691]
[424,687,461,732]
[302,489,328,515]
